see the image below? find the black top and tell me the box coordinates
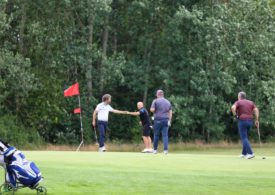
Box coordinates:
[139,108,151,126]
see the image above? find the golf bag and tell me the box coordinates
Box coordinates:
[0,140,42,188]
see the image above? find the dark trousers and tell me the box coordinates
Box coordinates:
[97,120,108,147]
[238,120,253,155]
[153,119,169,151]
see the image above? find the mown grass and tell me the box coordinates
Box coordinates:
[0,145,274,195]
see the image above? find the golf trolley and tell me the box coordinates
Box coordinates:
[0,164,47,195]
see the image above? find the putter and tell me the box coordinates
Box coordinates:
[93,127,99,146]
[257,126,262,145]
[257,126,266,159]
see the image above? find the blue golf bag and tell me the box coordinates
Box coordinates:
[0,141,42,188]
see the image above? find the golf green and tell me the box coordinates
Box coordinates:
[1,150,274,195]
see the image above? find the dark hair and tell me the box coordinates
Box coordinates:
[238,91,246,99]
[102,94,112,102]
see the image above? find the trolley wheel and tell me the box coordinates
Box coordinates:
[0,183,15,195]
[36,186,47,195]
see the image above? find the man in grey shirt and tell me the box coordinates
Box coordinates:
[150,90,172,154]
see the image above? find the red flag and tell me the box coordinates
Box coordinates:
[64,83,79,97]
[73,108,81,114]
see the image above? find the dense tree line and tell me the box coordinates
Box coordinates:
[0,0,274,146]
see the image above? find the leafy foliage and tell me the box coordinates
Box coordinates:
[0,0,273,145]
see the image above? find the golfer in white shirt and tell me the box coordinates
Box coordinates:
[92,94,127,152]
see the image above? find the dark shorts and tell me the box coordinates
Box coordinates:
[142,125,151,137]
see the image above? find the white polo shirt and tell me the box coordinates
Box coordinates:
[96,102,114,122]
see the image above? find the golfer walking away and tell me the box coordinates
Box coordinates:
[150,90,172,154]
[127,102,153,153]
[231,91,260,159]
[93,94,128,152]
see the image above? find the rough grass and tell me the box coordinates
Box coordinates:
[1,146,274,195]
[42,142,274,152]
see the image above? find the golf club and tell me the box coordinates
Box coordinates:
[257,126,266,160]
[257,125,262,145]
[93,127,99,146]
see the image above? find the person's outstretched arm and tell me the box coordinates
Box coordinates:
[127,111,140,116]
[111,109,128,114]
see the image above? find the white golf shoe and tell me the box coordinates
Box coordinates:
[239,154,246,159]
[141,149,148,153]
[99,146,107,152]
[245,154,255,159]
[141,149,154,153]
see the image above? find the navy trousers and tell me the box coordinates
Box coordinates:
[97,120,108,147]
[153,119,169,151]
[238,120,253,155]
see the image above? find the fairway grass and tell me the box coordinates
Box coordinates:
[2,148,275,195]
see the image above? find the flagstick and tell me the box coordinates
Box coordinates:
[76,95,84,151]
